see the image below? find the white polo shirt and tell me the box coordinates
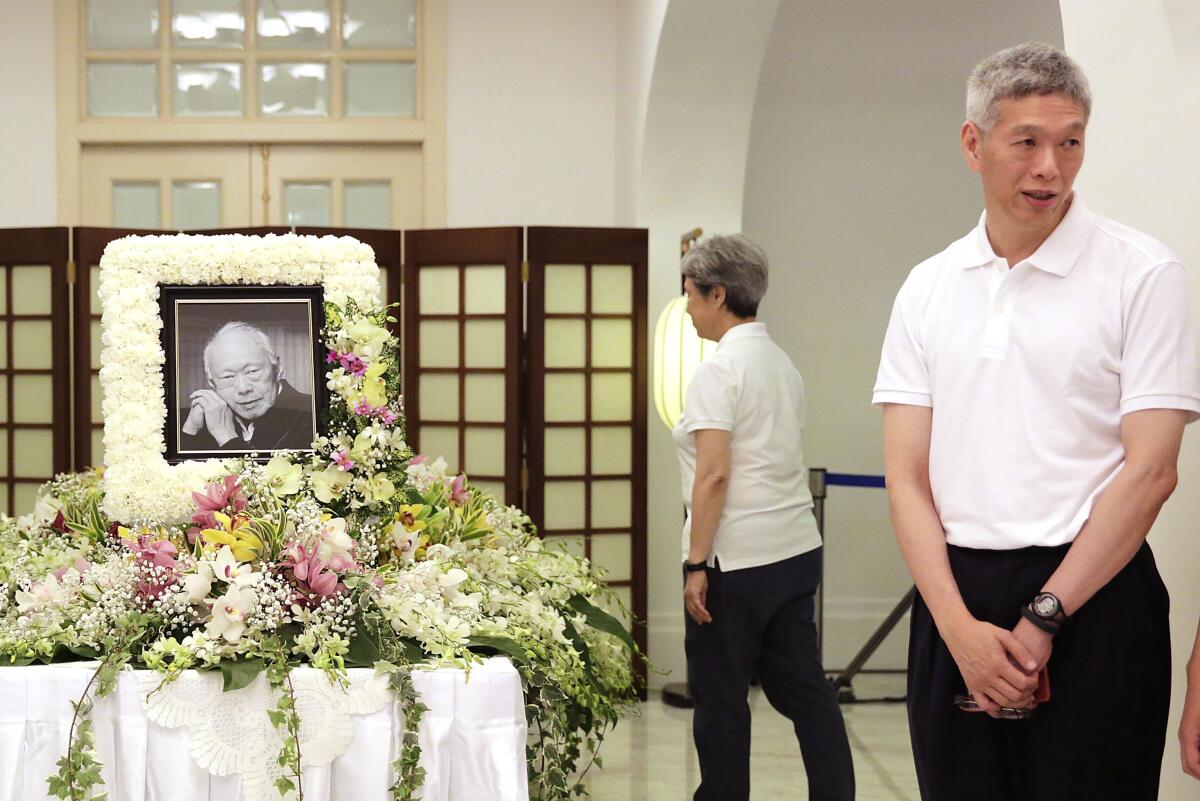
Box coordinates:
[673,322,823,571]
[873,196,1200,550]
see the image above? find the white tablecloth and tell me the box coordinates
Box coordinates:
[0,657,529,801]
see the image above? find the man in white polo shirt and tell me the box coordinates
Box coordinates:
[874,42,1200,801]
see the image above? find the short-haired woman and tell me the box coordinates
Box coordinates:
[674,234,855,801]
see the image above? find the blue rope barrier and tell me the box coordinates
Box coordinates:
[825,472,886,489]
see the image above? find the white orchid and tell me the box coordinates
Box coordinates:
[32,493,65,525]
[15,573,68,613]
[205,585,258,643]
[182,560,215,603]
[315,517,356,568]
[210,546,259,590]
[264,456,303,497]
[310,464,353,503]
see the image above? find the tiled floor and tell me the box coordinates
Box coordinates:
[587,674,919,801]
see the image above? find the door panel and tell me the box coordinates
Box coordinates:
[80,145,253,228]
[253,144,424,229]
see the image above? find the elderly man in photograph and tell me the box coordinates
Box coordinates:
[180,321,314,452]
[874,42,1200,801]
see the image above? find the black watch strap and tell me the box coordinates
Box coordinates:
[1020,605,1061,636]
[684,559,707,573]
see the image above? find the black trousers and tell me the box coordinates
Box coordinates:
[908,542,1172,801]
[685,549,855,801]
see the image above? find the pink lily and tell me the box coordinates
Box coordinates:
[378,407,397,424]
[410,454,428,466]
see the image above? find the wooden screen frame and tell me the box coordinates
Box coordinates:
[403,227,524,506]
[526,226,649,686]
[0,228,72,513]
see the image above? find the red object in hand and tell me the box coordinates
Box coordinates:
[1035,668,1050,703]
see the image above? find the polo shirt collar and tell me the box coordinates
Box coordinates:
[960,193,1094,276]
[716,321,767,350]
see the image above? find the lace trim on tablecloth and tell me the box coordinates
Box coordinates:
[137,668,394,800]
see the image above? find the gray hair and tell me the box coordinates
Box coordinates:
[680,234,768,319]
[203,321,281,381]
[966,42,1091,132]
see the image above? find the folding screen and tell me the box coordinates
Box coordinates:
[0,228,71,514]
[525,227,649,667]
[402,228,524,505]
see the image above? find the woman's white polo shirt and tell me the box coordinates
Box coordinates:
[673,322,823,571]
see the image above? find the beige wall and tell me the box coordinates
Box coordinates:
[637,0,782,685]
[0,0,57,226]
[1059,2,1200,795]
[739,0,1063,668]
[445,0,619,227]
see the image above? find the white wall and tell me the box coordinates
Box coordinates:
[0,0,57,227]
[445,0,619,228]
[636,0,781,685]
[740,0,1062,668]
[1059,2,1200,796]
[615,0,668,227]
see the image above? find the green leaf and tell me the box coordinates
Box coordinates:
[567,594,636,651]
[219,658,266,692]
[467,634,528,662]
[346,625,384,668]
[394,636,425,664]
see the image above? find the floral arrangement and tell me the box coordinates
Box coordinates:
[0,234,642,801]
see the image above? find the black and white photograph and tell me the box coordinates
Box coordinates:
[160,285,325,460]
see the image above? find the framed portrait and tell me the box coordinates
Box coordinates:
[160,285,327,461]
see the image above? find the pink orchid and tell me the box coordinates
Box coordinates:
[136,536,178,570]
[282,544,343,599]
[326,351,339,364]
[339,353,368,376]
[410,454,428,466]
[332,450,355,471]
[353,398,374,416]
[189,476,247,543]
[448,474,469,506]
[52,557,91,581]
[378,407,397,424]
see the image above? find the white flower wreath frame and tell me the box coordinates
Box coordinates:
[97,233,381,523]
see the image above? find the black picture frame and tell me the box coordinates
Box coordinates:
[159,284,327,463]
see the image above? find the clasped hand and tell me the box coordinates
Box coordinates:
[182,390,238,446]
[946,616,1051,717]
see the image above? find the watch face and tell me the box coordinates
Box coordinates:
[1033,594,1060,618]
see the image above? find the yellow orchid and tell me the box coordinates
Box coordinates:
[394,504,428,532]
[361,360,389,408]
[200,512,263,562]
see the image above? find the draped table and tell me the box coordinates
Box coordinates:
[0,657,529,801]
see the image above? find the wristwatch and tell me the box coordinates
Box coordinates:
[684,559,707,573]
[1020,592,1068,635]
